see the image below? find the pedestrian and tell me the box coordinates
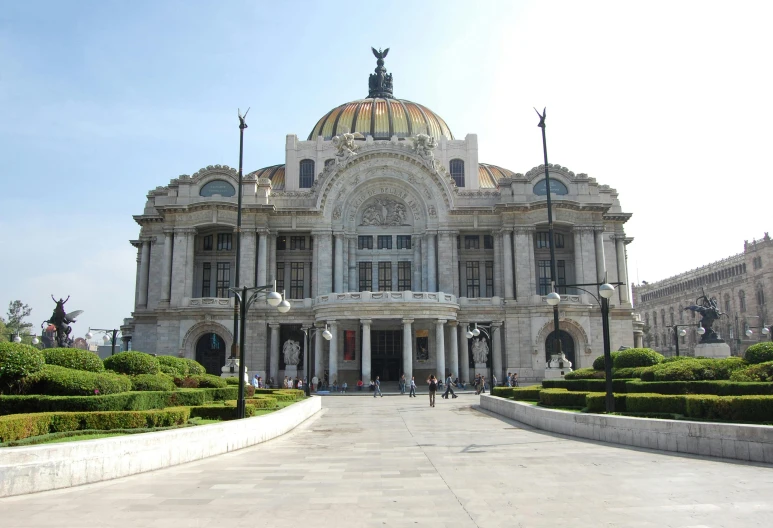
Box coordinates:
[312,375,318,391]
[373,376,382,398]
[512,372,519,387]
[357,379,364,391]
[399,374,406,394]
[252,374,260,388]
[297,378,303,390]
[442,373,457,399]
[427,374,438,407]
[409,376,416,397]
[474,374,482,395]
[342,381,348,393]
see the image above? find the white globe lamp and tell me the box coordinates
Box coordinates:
[546,292,561,306]
[599,283,615,299]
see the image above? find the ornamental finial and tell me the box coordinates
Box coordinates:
[368,47,394,99]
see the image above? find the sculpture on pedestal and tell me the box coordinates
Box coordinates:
[684,290,726,343]
[282,339,301,366]
[42,295,83,348]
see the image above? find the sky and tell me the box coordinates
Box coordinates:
[1,0,771,339]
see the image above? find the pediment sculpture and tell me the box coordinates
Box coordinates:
[359,198,409,226]
[283,339,301,366]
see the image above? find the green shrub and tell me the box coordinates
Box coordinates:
[0,407,191,442]
[626,379,773,395]
[225,377,240,385]
[592,352,620,371]
[661,356,693,364]
[684,394,773,423]
[641,358,747,382]
[157,356,190,377]
[538,388,588,408]
[511,387,542,401]
[491,386,517,398]
[585,392,627,412]
[42,348,104,372]
[730,361,773,382]
[187,374,228,388]
[24,365,132,396]
[625,393,686,415]
[104,351,160,375]
[189,404,256,420]
[245,396,278,409]
[131,373,176,392]
[744,342,773,365]
[612,348,664,369]
[0,343,46,388]
[612,366,651,379]
[542,379,634,392]
[564,368,605,380]
[183,358,206,375]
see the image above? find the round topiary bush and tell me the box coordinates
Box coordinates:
[744,342,773,365]
[43,348,104,372]
[183,358,206,376]
[640,357,746,382]
[130,373,176,391]
[592,351,620,371]
[730,361,773,382]
[564,368,605,380]
[25,364,132,396]
[104,351,160,375]
[660,356,693,364]
[157,355,190,377]
[187,374,228,388]
[0,342,45,387]
[612,348,664,369]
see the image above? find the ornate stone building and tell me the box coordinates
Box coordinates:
[632,233,772,357]
[123,50,635,384]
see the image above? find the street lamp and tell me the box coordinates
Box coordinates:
[86,328,121,355]
[670,323,701,357]
[744,318,771,340]
[7,333,39,345]
[465,323,497,393]
[229,281,290,419]
[300,324,333,396]
[552,281,618,412]
[231,108,250,364]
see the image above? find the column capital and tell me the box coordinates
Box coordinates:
[360,319,372,325]
[139,236,156,244]
[328,320,338,326]
[334,231,345,239]
[174,227,197,235]
[573,225,596,233]
[513,225,536,234]
[401,318,414,325]
[448,320,459,327]
[255,227,270,236]
[491,321,503,328]
[436,319,447,325]
[594,225,606,233]
[311,228,332,236]
[269,323,281,330]
[497,228,513,235]
[163,227,175,235]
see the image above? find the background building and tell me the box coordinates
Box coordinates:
[123,51,635,384]
[632,233,772,356]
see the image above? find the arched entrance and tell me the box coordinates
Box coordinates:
[545,330,575,366]
[196,333,226,375]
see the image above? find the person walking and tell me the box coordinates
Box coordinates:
[373,376,383,398]
[427,374,438,407]
[442,373,457,399]
[409,376,416,397]
[399,374,406,394]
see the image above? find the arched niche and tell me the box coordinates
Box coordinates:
[336,180,431,233]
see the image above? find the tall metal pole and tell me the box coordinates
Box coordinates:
[536,108,562,355]
[305,330,311,397]
[674,326,680,357]
[601,296,614,412]
[232,110,249,361]
[237,286,248,419]
[111,330,117,356]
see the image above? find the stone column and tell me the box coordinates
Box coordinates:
[448,321,459,378]
[493,231,502,298]
[616,236,630,303]
[450,232,460,297]
[435,319,446,377]
[402,319,413,380]
[269,323,280,387]
[311,233,319,298]
[421,234,428,291]
[492,322,503,382]
[514,227,534,301]
[334,233,344,293]
[137,239,151,307]
[342,236,349,292]
[328,321,338,383]
[459,323,470,383]
[170,228,193,306]
[412,236,422,291]
[257,230,268,287]
[184,230,196,298]
[580,227,597,285]
[348,236,358,292]
[361,319,372,382]
[317,232,333,296]
[314,323,324,380]
[427,233,437,292]
[240,230,256,289]
[595,227,606,283]
[502,229,514,299]
[573,228,584,294]
[268,232,277,284]
[160,230,173,304]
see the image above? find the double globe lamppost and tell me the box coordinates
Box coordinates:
[670,323,705,357]
[465,323,498,391]
[300,324,333,396]
[744,316,771,341]
[85,328,121,355]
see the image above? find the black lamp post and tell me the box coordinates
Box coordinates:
[87,328,120,355]
[744,319,772,342]
[670,323,702,357]
[229,283,290,419]
[465,323,496,393]
[231,108,250,363]
[301,324,333,396]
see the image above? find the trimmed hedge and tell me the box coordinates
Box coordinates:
[612,348,664,369]
[539,388,589,408]
[0,407,191,442]
[542,378,635,393]
[244,396,278,409]
[491,386,517,398]
[187,374,228,388]
[104,351,160,375]
[625,380,773,396]
[130,373,176,392]
[585,392,628,412]
[224,377,240,385]
[564,368,605,380]
[183,358,206,375]
[189,404,256,420]
[0,342,46,388]
[592,351,620,371]
[684,395,773,423]
[744,342,773,365]
[157,356,191,377]
[625,393,687,415]
[640,358,747,382]
[42,348,104,372]
[730,361,773,382]
[612,367,651,379]
[511,387,542,401]
[25,365,132,396]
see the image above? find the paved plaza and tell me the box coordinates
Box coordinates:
[1,394,772,527]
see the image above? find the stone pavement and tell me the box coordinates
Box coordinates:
[1,394,772,527]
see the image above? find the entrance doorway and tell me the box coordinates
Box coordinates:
[196,333,226,376]
[545,330,575,366]
[371,330,402,381]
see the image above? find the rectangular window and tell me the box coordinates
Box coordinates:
[484,235,494,249]
[485,261,494,297]
[201,263,211,297]
[343,330,356,361]
[378,235,392,250]
[538,260,566,295]
[216,263,230,297]
[378,262,392,291]
[359,262,372,291]
[202,235,213,251]
[398,261,411,291]
[557,260,566,294]
[276,262,284,292]
[217,233,232,251]
[555,233,565,248]
[397,235,412,250]
[537,232,550,249]
[276,236,286,251]
[290,236,305,250]
[465,235,480,250]
[358,235,373,250]
[290,262,304,299]
[466,261,480,297]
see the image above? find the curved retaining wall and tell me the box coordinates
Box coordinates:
[0,396,322,498]
[480,395,773,464]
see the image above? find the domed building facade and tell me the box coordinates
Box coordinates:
[123,50,635,385]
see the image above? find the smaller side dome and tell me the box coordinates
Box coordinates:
[478,163,515,189]
[250,164,285,190]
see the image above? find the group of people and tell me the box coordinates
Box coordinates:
[505,372,519,387]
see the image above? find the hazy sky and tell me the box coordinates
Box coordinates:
[1,1,771,339]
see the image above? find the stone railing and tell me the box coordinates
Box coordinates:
[182,297,234,308]
[458,296,504,307]
[540,294,582,304]
[316,291,457,305]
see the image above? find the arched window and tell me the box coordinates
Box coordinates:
[724,293,731,313]
[645,313,650,326]
[450,159,465,187]
[669,307,675,326]
[299,159,315,188]
[661,309,666,327]
[739,290,746,312]
[757,287,766,306]
[653,311,658,327]
[654,334,659,347]
[678,305,684,323]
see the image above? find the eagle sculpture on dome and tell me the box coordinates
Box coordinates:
[369,47,393,98]
[372,47,389,60]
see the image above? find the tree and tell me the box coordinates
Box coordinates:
[5,300,33,339]
[0,316,7,343]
